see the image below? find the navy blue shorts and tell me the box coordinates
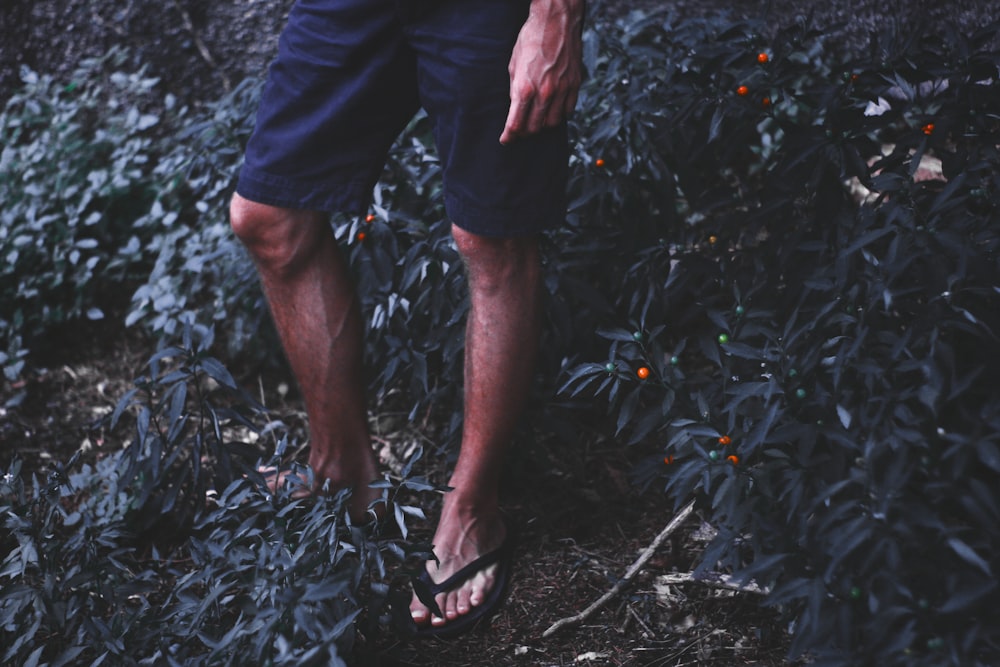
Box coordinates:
[236,0,569,238]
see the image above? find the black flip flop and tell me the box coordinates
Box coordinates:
[394,519,517,640]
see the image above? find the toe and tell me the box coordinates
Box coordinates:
[409,591,433,626]
[468,566,496,608]
[409,602,429,626]
[444,591,460,620]
[431,593,448,626]
[455,584,473,616]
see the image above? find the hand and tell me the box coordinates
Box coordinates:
[499,0,584,145]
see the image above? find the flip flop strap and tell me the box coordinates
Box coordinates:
[421,540,511,596]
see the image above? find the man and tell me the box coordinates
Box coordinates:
[229,0,583,636]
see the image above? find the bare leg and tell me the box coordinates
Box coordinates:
[410,224,543,627]
[229,194,380,518]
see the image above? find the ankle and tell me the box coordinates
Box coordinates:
[440,488,500,521]
[309,450,378,490]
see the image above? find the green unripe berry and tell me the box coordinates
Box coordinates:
[796,388,807,399]
[735,305,745,316]
[849,586,862,600]
[670,356,679,366]
[709,450,720,461]
[718,333,730,344]
[605,363,616,374]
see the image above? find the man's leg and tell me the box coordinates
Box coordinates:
[230,194,380,518]
[410,224,543,627]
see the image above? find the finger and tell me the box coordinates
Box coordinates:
[564,86,580,119]
[526,89,551,135]
[543,92,567,129]
[500,96,531,144]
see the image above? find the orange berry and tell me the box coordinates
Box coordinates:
[365,213,376,223]
[757,52,769,64]
[663,455,675,465]
[737,85,749,96]
[709,234,718,245]
[637,366,651,380]
[762,96,771,107]
[595,158,605,167]
[718,435,732,446]
[356,231,366,242]
[727,454,740,465]
[922,123,935,136]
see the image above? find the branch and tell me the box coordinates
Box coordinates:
[656,571,770,595]
[542,498,695,638]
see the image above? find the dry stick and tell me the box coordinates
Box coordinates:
[542,498,696,638]
[657,571,770,595]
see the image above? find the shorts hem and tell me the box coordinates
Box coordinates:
[445,192,565,238]
[236,167,371,214]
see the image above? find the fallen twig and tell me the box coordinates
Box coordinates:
[656,570,770,595]
[542,499,696,638]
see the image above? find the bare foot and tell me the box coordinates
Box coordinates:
[257,460,384,523]
[409,500,507,628]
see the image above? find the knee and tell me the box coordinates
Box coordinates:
[452,225,540,292]
[230,194,328,274]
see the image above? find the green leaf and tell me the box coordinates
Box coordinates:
[947,537,992,576]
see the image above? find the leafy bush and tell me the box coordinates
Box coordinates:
[0,48,180,385]
[559,9,1000,666]
[124,78,265,350]
[1,323,433,666]
[0,48,269,391]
